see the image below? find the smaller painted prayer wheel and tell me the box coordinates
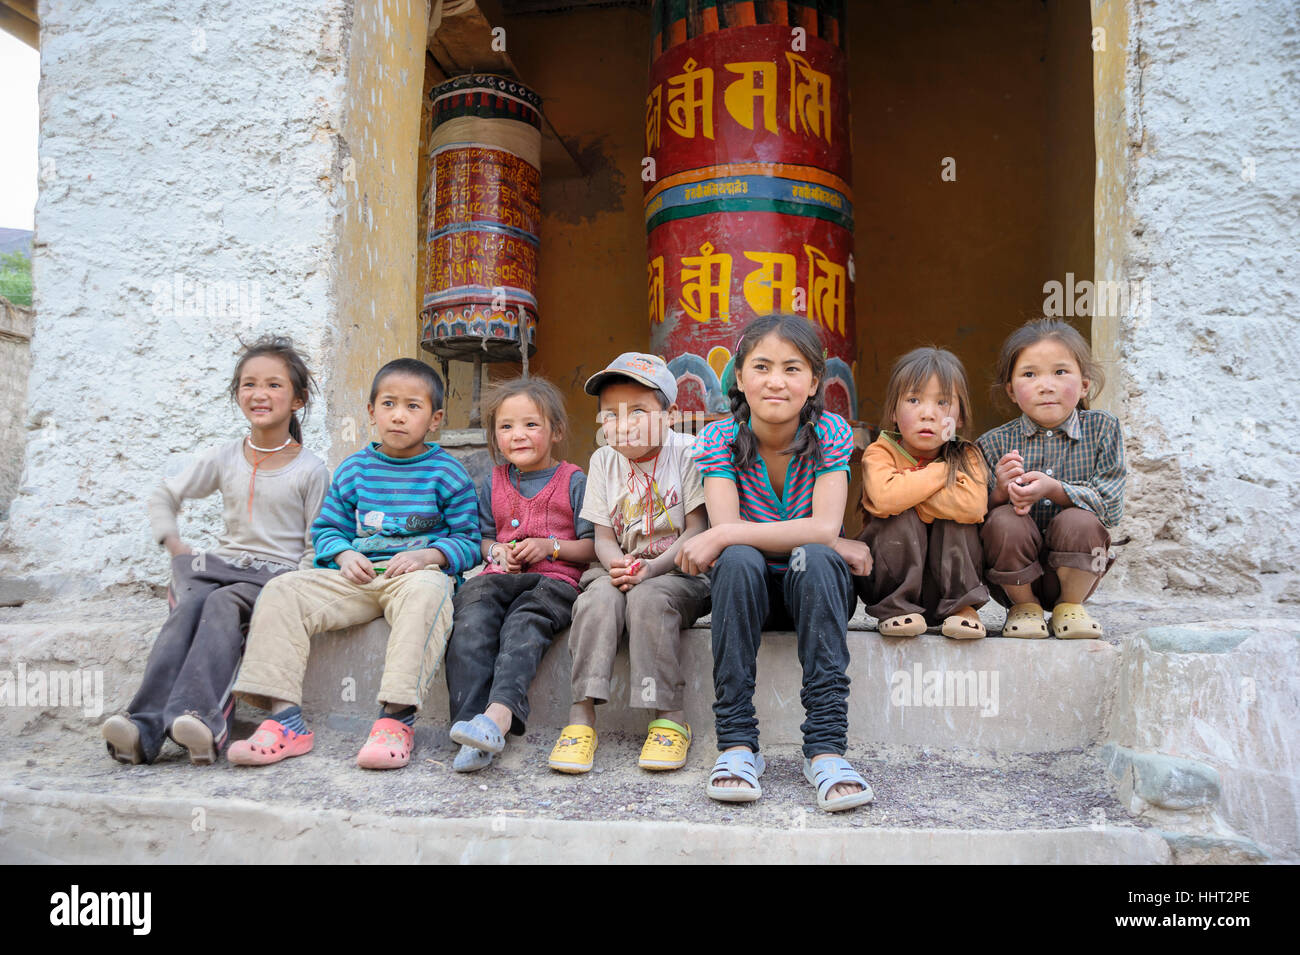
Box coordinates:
[420,74,542,364]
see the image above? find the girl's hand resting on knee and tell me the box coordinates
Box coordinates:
[337,549,376,584]
[676,527,727,576]
[831,537,873,576]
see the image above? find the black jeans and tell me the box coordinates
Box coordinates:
[444,572,579,735]
[709,544,854,759]
[127,554,284,762]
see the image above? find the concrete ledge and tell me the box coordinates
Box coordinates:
[0,785,1171,864]
[302,623,1119,752]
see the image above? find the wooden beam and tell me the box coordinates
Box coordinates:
[426,0,585,177]
[0,2,38,49]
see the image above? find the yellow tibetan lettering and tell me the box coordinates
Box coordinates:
[667,58,714,141]
[679,241,732,324]
[645,85,662,153]
[786,52,832,144]
[804,244,846,335]
[723,61,777,134]
[648,256,665,325]
[741,251,798,314]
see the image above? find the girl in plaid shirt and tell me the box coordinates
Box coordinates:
[976,320,1126,638]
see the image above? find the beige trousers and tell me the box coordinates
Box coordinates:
[232,567,454,712]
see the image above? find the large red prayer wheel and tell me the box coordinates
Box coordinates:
[644,1,857,418]
[421,74,542,362]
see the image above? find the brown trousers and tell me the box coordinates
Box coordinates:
[854,509,988,622]
[568,566,710,712]
[981,504,1113,608]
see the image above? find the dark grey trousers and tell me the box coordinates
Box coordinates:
[127,553,285,762]
[708,544,854,760]
[444,571,579,735]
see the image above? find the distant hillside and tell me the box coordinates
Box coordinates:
[0,229,33,259]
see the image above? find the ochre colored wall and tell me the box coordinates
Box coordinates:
[332,0,431,465]
[852,0,1094,437]
[426,2,1094,454]
[1090,0,1131,417]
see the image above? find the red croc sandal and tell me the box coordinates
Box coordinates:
[356,717,414,770]
[226,719,314,766]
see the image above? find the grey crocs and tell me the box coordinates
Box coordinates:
[449,713,506,754]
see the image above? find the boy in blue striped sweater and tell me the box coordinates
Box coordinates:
[229,359,480,770]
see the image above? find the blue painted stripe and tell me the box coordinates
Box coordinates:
[428,220,539,245]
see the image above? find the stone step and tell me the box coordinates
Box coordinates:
[0,727,1168,864]
[0,597,1115,752]
[302,622,1118,753]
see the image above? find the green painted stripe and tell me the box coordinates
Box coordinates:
[646,197,854,232]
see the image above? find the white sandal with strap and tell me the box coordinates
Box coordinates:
[706,750,766,803]
[804,756,874,812]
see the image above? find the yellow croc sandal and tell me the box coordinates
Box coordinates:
[638,719,692,771]
[1051,602,1103,639]
[1002,603,1048,638]
[548,724,597,774]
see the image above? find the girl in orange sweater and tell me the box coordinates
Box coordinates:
[855,348,990,638]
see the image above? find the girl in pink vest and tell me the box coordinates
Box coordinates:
[445,377,597,772]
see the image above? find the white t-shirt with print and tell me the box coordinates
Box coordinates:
[580,429,706,561]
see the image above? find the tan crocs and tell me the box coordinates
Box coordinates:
[879,613,927,637]
[1051,602,1103,639]
[1002,603,1048,638]
[942,611,987,640]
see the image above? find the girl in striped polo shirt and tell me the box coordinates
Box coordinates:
[677,315,874,813]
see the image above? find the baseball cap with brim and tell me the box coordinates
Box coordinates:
[584,352,678,404]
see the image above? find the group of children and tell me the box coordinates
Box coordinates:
[102,315,1125,814]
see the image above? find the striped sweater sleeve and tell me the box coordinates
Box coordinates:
[311,462,359,568]
[429,471,481,574]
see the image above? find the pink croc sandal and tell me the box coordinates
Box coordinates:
[356,717,414,770]
[226,719,314,766]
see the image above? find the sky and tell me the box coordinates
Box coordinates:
[0,30,39,232]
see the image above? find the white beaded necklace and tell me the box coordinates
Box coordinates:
[246,435,295,453]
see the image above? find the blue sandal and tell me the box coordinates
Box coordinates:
[706,750,766,803]
[804,756,874,812]
[449,713,506,754]
[452,743,494,773]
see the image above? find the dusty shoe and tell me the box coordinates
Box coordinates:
[452,744,494,773]
[170,713,216,766]
[102,715,145,765]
